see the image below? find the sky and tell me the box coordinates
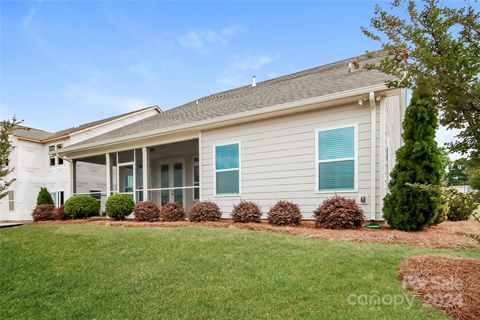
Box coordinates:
[0,0,471,157]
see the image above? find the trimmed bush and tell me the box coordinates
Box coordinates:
[231,201,262,223]
[52,205,67,220]
[314,196,364,229]
[134,201,160,222]
[32,204,55,221]
[187,201,221,222]
[267,200,302,226]
[446,189,478,221]
[36,187,54,205]
[105,194,135,220]
[383,92,443,231]
[64,195,100,219]
[160,202,186,221]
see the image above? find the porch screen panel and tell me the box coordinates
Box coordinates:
[215,143,240,195]
[317,126,355,191]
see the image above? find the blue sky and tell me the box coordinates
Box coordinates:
[0,0,468,151]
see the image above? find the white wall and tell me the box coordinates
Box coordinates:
[200,99,395,220]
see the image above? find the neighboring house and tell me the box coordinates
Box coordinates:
[0,106,161,220]
[57,52,407,221]
[450,185,478,194]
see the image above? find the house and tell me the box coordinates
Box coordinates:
[0,106,161,220]
[57,52,405,220]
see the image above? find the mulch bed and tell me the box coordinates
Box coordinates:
[397,255,480,320]
[32,219,480,249]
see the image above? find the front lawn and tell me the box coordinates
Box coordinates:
[1,224,479,319]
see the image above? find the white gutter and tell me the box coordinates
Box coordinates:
[58,83,388,155]
[369,91,377,220]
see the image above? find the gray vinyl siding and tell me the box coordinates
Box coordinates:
[200,101,382,219]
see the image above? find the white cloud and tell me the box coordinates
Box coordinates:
[217,52,274,88]
[22,7,36,29]
[177,25,247,53]
[62,82,150,112]
[436,126,463,160]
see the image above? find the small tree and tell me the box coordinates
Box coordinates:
[447,158,469,186]
[0,117,22,199]
[36,187,54,205]
[383,91,443,231]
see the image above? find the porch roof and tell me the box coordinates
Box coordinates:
[61,51,393,154]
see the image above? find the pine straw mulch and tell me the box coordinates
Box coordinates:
[397,255,480,320]
[33,219,480,249]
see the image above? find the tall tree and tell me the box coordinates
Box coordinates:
[362,0,480,162]
[383,92,443,231]
[0,117,22,199]
[447,158,469,186]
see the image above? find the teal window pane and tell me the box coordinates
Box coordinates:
[215,144,239,170]
[318,127,354,160]
[319,160,354,190]
[216,170,239,194]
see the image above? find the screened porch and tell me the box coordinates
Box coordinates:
[71,139,200,213]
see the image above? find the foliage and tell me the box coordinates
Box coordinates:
[362,0,480,162]
[36,187,54,205]
[383,92,443,231]
[159,202,186,222]
[0,116,22,200]
[314,196,364,229]
[52,205,66,220]
[105,194,135,220]
[64,195,100,219]
[187,201,221,222]
[32,204,55,222]
[446,189,478,221]
[267,200,302,226]
[467,165,480,191]
[433,187,449,225]
[134,201,160,222]
[447,158,469,186]
[231,201,262,223]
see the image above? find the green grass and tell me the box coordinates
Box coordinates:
[1,224,479,319]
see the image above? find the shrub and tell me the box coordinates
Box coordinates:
[446,189,478,221]
[187,201,221,222]
[32,204,55,221]
[105,194,135,220]
[160,202,186,221]
[313,196,364,229]
[52,205,67,220]
[383,92,443,231]
[231,201,262,223]
[36,187,54,205]
[134,201,160,222]
[64,195,100,219]
[267,200,302,226]
[433,188,449,224]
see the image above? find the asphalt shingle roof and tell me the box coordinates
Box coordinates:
[69,51,391,149]
[13,106,160,142]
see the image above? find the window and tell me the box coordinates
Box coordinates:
[193,156,200,200]
[316,126,356,192]
[49,145,56,166]
[8,191,14,211]
[57,144,64,165]
[50,191,65,207]
[214,143,240,195]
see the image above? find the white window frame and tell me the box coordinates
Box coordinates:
[315,124,358,193]
[8,191,14,211]
[49,144,64,166]
[213,141,241,197]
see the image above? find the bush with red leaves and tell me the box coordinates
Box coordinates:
[32,204,56,222]
[134,201,160,222]
[267,200,302,226]
[231,201,262,223]
[52,205,67,220]
[314,196,364,229]
[160,202,186,221]
[188,201,221,222]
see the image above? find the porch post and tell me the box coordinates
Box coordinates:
[142,147,148,201]
[106,153,111,197]
[70,159,77,196]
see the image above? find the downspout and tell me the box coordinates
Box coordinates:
[369,92,377,220]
